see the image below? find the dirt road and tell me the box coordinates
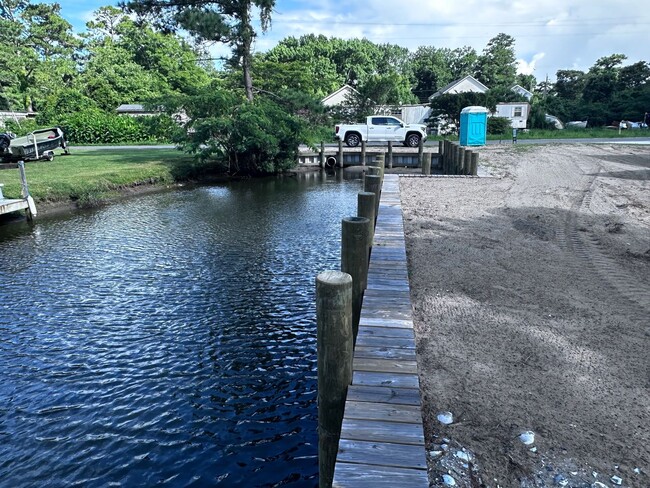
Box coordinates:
[400,144,649,487]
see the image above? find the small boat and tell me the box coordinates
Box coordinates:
[566,120,588,129]
[0,127,69,163]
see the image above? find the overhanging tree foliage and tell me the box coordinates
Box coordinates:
[122,0,274,101]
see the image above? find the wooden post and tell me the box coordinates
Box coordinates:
[341,216,370,339]
[364,174,381,223]
[418,136,424,168]
[438,140,444,170]
[455,145,461,174]
[316,271,353,488]
[464,149,473,176]
[338,139,344,168]
[422,153,432,175]
[444,141,451,174]
[374,153,385,184]
[357,191,376,260]
[448,143,455,174]
[387,141,393,169]
[320,141,325,169]
[458,147,466,175]
[18,160,36,220]
[471,151,479,176]
[361,140,367,166]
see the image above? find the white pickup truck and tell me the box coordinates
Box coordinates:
[335,116,427,147]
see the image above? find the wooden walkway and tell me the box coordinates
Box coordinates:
[0,197,30,217]
[333,174,428,487]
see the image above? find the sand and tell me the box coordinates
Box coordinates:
[400,144,650,487]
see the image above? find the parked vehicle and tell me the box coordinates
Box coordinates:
[0,127,69,163]
[335,116,427,147]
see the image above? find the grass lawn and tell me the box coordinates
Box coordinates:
[0,148,196,205]
[429,128,650,141]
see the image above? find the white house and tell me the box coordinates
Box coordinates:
[429,75,489,100]
[511,84,534,101]
[378,104,432,125]
[116,104,189,125]
[321,85,359,107]
[494,102,530,129]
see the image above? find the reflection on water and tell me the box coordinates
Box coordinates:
[0,171,358,486]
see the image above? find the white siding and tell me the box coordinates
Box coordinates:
[495,103,529,129]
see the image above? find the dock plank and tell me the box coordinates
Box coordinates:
[346,385,421,406]
[337,439,427,469]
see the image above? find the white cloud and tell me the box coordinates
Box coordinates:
[259,0,648,81]
[517,53,545,75]
[58,0,649,82]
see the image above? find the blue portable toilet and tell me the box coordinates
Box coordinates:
[459,106,488,146]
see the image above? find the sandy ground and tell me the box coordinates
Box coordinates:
[400,144,649,488]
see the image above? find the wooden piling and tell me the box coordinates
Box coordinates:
[316,271,353,488]
[363,174,381,224]
[367,166,380,177]
[320,141,325,169]
[471,151,479,176]
[438,140,444,170]
[341,216,370,340]
[357,191,376,260]
[373,153,385,184]
[458,147,466,175]
[338,139,344,168]
[387,141,393,169]
[464,149,473,176]
[422,153,431,175]
[417,137,424,168]
[18,161,36,220]
[361,140,367,166]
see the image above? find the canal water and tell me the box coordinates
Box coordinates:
[0,172,358,486]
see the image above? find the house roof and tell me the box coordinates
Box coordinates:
[430,75,489,99]
[116,104,161,113]
[321,84,358,105]
[511,84,534,99]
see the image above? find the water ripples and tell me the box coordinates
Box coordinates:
[0,172,358,486]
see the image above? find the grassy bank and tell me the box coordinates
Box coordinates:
[430,128,650,141]
[0,148,200,206]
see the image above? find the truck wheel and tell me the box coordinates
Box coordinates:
[345,133,361,147]
[405,133,421,147]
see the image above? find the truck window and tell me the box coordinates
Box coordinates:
[386,117,402,126]
[371,117,386,125]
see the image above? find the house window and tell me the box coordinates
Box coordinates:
[514,106,523,117]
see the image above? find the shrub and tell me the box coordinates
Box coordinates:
[52,109,179,144]
[2,118,40,136]
[487,116,511,134]
[179,87,307,175]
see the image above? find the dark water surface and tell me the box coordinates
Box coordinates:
[0,172,357,487]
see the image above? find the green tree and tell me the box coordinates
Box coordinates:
[554,70,586,99]
[0,1,79,112]
[475,33,517,89]
[123,0,274,101]
[583,55,626,103]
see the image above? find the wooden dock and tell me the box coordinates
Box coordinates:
[0,162,37,220]
[0,197,30,216]
[333,174,428,487]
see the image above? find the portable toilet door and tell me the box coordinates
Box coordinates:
[459,106,489,146]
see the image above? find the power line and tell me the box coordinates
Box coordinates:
[271,17,650,28]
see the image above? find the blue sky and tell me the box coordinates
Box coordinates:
[49,0,649,82]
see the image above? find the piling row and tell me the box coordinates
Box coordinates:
[316,158,426,487]
[440,140,479,176]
